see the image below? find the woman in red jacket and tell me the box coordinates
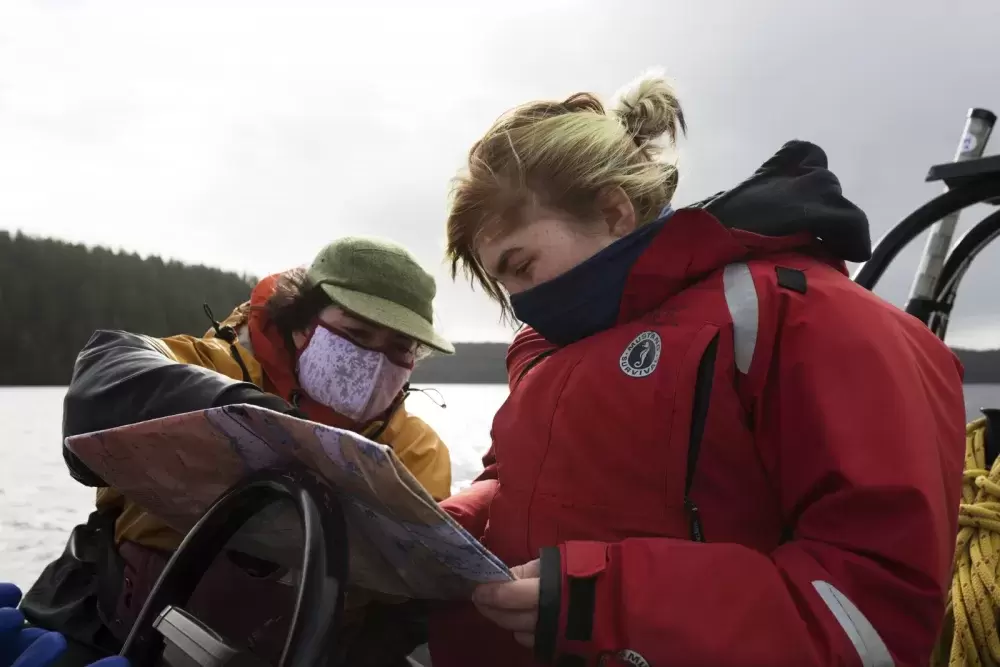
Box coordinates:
[431,71,968,667]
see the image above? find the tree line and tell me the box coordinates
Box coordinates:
[0,230,256,386]
[2,229,999,386]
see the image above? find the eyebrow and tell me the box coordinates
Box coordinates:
[340,314,378,333]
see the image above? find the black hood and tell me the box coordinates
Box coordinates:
[693,140,872,262]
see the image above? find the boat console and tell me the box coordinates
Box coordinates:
[119,469,348,667]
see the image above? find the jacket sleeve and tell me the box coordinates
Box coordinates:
[63,329,288,487]
[533,292,967,667]
[442,327,543,536]
[445,326,546,537]
[381,407,454,502]
[440,447,498,538]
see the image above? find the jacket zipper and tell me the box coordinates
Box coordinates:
[685,333,719,542]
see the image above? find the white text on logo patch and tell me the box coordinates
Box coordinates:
[619,331,662,378]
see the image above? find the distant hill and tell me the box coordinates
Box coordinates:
[952,349,1000,384]
[2,230,999,386]
[410,342,510,385]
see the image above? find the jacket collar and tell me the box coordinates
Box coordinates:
[618,208,824,324]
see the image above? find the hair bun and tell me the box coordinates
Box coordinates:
[611,69,686,147]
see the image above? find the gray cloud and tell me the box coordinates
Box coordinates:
[1,0,998,344]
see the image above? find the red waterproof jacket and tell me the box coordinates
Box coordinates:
[430,142,967,667]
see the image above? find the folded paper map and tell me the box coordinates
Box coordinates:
[65,403,512,600]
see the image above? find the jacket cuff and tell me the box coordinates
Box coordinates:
[534,542,611,665]
[214,384,300,417]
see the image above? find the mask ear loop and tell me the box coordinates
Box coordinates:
[404,384,447,409]
[368,381,427,442]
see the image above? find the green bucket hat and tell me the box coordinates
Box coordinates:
[306,237,455,355]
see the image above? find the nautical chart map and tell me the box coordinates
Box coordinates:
[65,404,512,599]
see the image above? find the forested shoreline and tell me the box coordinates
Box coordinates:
[2,230,999,385]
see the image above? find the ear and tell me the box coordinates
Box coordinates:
[597,186,637,238]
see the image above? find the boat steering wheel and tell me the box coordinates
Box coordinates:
[119,468,349,667]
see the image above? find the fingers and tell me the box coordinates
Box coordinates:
[510,559,541,580]
[0,585,22,609]
[89,656,131,667]
[473,578,539,610]
[472,565,541,648]
[11,631,66,667]
[0,608,26,634]
[0,608,28,667]
[16,629,48,655]
[473,604,537,634]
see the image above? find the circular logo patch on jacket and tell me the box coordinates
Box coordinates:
[600,649,651,667]
[619,331,662,378]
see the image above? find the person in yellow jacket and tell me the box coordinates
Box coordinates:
[20,237,454,667]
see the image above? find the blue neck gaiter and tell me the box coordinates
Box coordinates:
[510,207,673,347]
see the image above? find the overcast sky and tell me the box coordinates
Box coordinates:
[1,0,999,345]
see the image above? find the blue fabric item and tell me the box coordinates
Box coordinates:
[2,604,59,667]
[69,658,129,667]
[0,586,21,609]
[510,210,673,346]
[1,583,129,667]
[9,632,67,667]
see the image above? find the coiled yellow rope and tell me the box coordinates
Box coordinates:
[933,418,1000,667]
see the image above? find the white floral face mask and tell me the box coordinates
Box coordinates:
[295,324,412,422]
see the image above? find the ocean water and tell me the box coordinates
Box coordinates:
[1,383,998,591]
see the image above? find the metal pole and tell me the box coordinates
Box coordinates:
[904,108,996,322]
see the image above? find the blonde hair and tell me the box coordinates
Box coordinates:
[445,69,686,316]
